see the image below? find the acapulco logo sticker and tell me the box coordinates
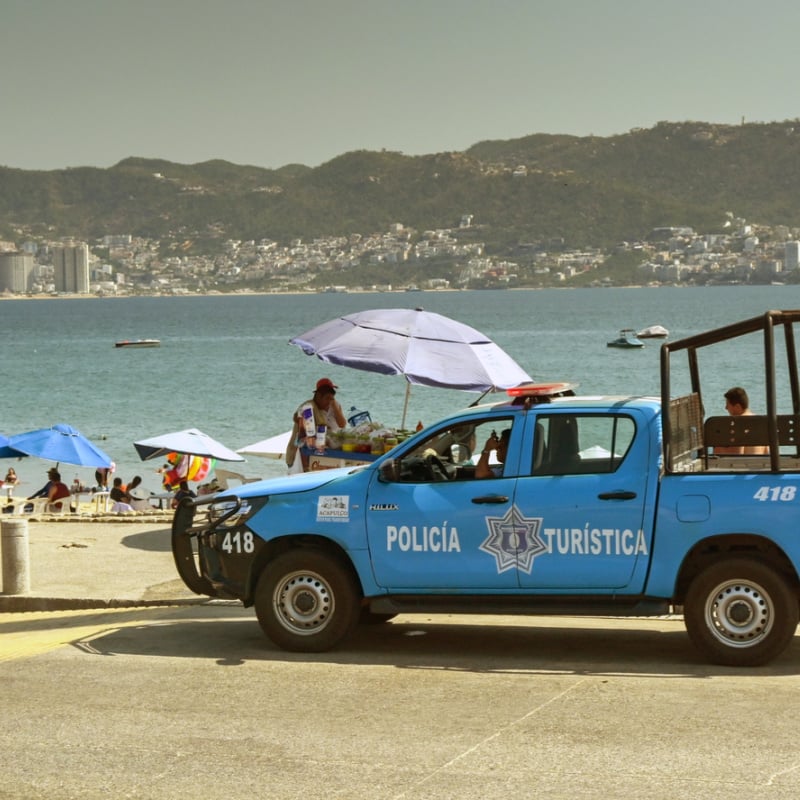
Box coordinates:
[480,505,546,574]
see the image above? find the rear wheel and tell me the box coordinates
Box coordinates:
[684,558,798,666]
[254,549,360,652]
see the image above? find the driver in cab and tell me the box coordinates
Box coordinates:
[475,428,510,478]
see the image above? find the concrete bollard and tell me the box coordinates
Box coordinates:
[1,517,30,595]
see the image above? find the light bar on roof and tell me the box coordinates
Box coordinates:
[506,382,577,398]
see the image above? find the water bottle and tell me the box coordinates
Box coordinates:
[347,406,371,427]
[315,424,327,454]
[301,404,315,446]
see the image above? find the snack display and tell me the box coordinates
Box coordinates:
[310,420,412,462]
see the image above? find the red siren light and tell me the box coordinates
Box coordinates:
[506,382,577,398]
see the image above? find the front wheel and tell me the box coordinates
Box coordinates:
[254,549,361,652]
[684,558,799,666]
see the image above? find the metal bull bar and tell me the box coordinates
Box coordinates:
[171,494,246,596]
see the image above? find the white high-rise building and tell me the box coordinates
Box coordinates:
[785,241,800,271]
[52,243,90,293]
[0,251,34,293]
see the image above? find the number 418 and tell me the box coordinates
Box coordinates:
[753,485,797,502]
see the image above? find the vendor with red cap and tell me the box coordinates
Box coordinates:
[285,377,347,471]
[311,377,347,431]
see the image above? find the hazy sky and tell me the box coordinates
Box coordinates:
[3,0,800,171]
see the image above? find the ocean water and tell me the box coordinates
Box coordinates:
[1,285,798,495]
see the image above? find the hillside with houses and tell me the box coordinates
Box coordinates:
[3,120,800,294]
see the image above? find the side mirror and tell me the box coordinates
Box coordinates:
[450,443,470,463]
[379,459,398,483]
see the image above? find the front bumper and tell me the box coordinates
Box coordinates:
[171,495,266,600]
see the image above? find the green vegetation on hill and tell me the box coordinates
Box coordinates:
[2,120,800,252]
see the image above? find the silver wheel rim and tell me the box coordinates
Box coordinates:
[273,569,334,636]
[704,578,774,648]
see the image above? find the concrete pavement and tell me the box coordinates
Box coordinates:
[0,514,204,611]
[3,604,800,799]
[4,518,800,800]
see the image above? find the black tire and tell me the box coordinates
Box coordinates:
[254,549,361,652]
[684,558,799,666]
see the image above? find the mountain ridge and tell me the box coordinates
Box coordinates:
[2,120,800,251]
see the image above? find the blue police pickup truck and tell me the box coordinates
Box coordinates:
[173,310,800,666]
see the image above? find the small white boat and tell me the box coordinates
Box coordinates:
[636,325,669,339]
[115,339,161,348]
[607,329,645,349]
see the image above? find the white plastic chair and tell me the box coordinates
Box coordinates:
[47,495,75,514]
[2,497,40,515]
[90,491,112,513]
[1,496,67,515]
[129,497,153,511]
[215,469,262,490]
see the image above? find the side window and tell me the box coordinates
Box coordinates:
[532,414,635,475]
[389,418,513,482]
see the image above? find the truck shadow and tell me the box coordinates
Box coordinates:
[70,605,800,678]
[120,529,172,552]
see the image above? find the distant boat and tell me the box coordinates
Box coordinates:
[607,329,645,349]
[115,339,161,348]
[636,324,669,339]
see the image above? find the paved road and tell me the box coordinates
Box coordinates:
[2,606,800,800]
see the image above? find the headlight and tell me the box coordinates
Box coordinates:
[206,495,268,528]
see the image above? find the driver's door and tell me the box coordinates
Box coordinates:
[364,416,519,590]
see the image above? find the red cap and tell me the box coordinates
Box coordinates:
[315,377,338,392]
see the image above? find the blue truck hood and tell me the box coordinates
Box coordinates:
[218,464,369,499]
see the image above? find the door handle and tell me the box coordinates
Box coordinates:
[471,495,509,504]
[598,490,637,500]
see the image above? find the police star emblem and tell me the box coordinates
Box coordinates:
[480,505,546,574]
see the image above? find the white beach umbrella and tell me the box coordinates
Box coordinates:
[134,428,245,462]
[289,307,532,428]
[237,431,293,460]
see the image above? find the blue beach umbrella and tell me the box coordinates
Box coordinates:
[0,434,25,459]
[8,423,113,469]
